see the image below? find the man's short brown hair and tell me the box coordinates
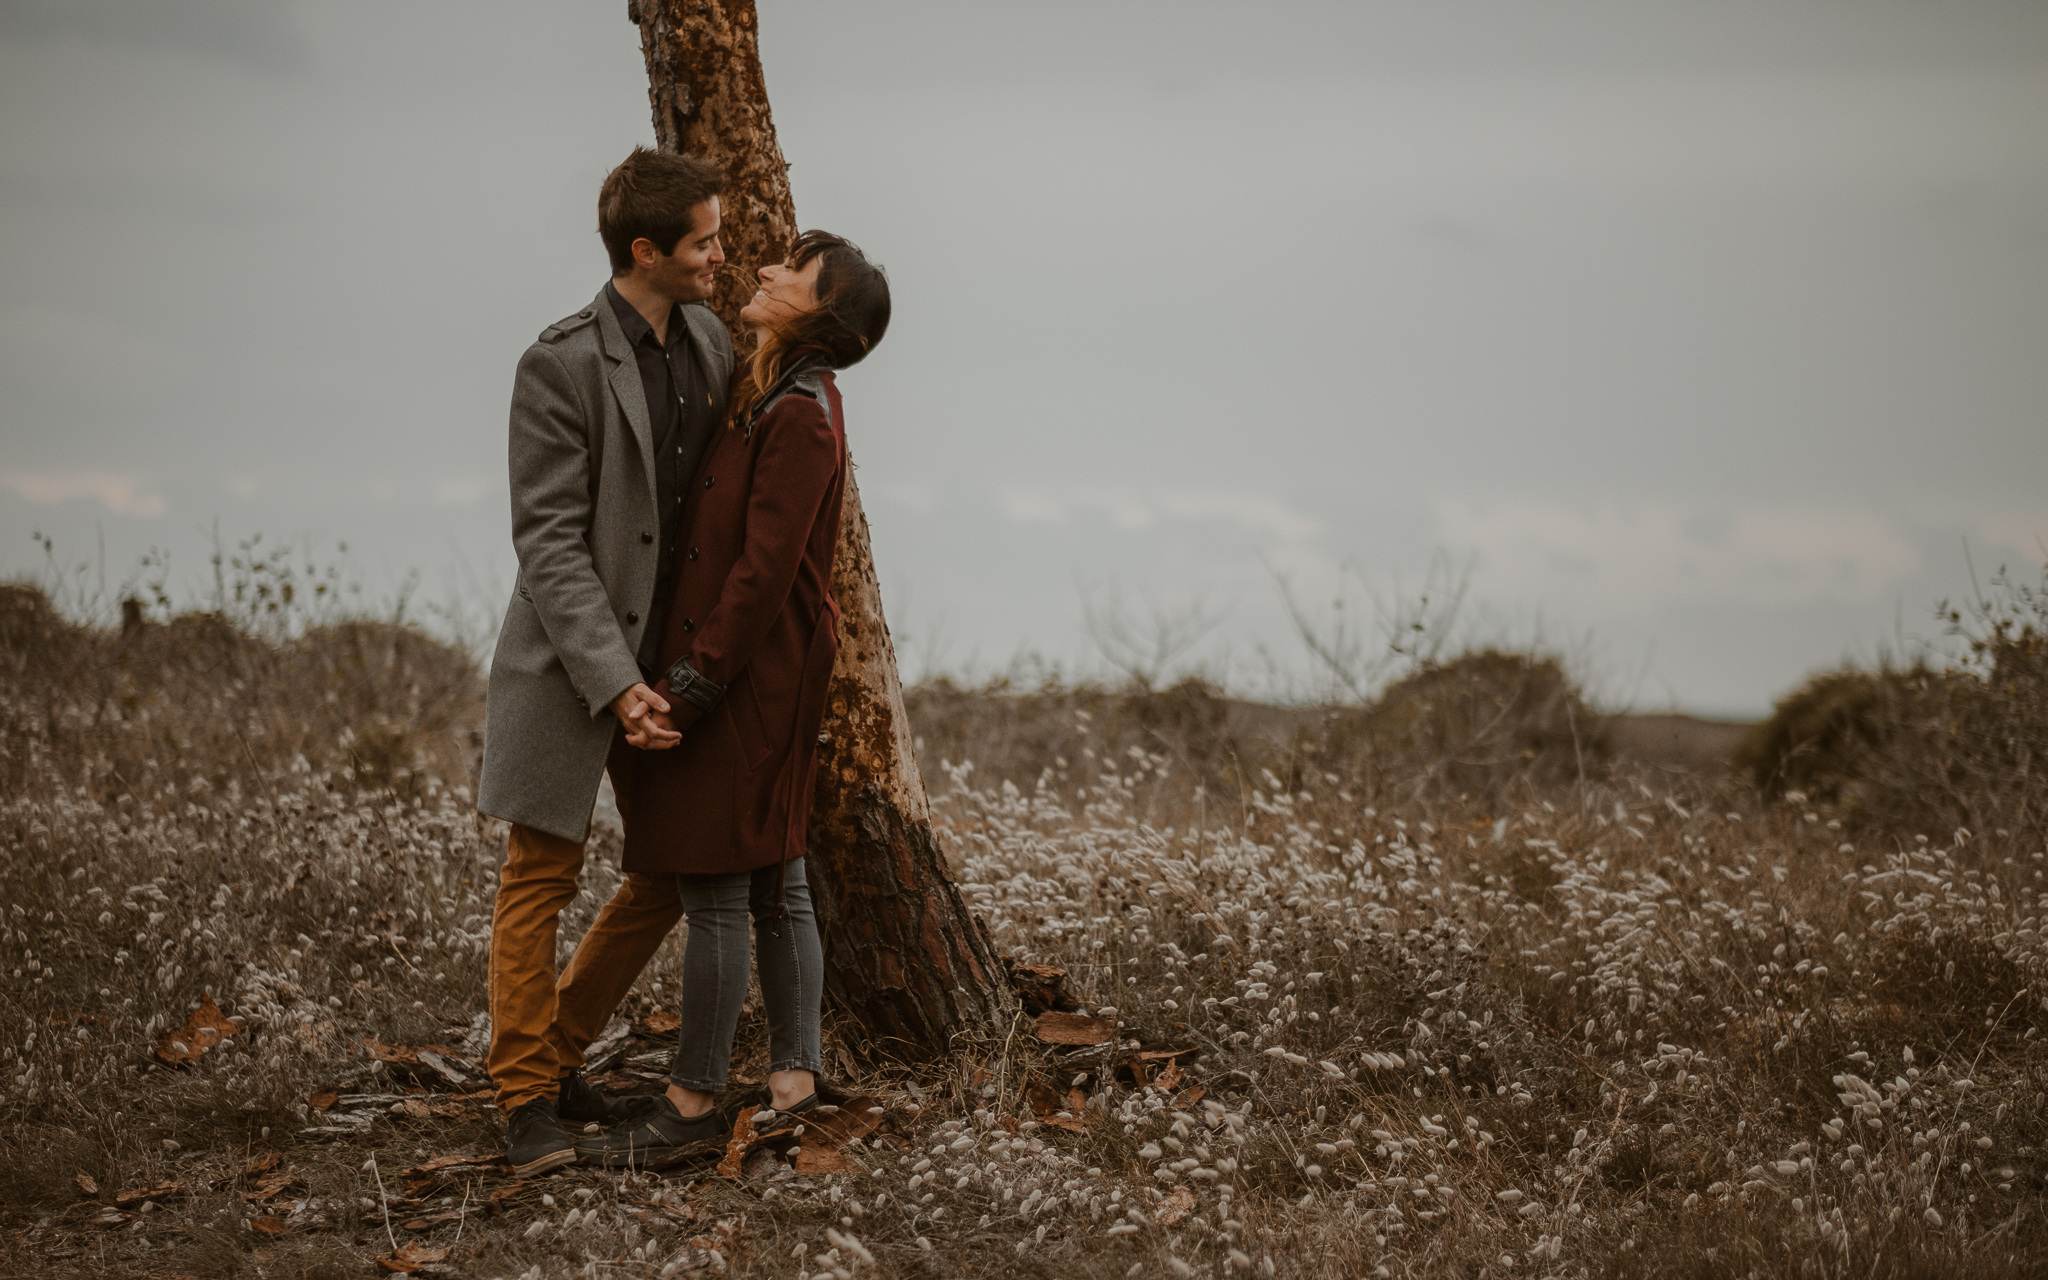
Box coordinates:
[597,147,724,274]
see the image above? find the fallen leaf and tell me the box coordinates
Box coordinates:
[1155,1062,1183,1091]
[250,1216,286,1235]
[376,1242,450,1274]
[1155,1186,1197,1226]
[1175,1084,1207,1108]
[307,1090,338,1112]
[1067,1087,1089,1113]
[74,1173,98,1198]
[49,1009,102,1027]
[114,1180,187,1209]
[1033,1011,1115,1046]
[486,1182,529,1213]
[399,1153,505,1178]
[637,1010,682,1035]
[715,1109,758,1179]
[245,1171,298,1202]
[1025,1079,1090,1133]
[363,1038,423,1065]
[243,1152,282,1175]
[155,994,238,1065]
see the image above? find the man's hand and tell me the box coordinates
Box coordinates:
[612,683,681,750]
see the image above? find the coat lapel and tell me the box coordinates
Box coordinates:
[593,287,659,514]
[679,305,733,414]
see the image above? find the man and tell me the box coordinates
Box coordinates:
[476,147,734,1174]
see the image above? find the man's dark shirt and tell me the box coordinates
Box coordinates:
[604,281,719,666]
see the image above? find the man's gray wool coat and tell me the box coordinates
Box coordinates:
[477,287,735,842]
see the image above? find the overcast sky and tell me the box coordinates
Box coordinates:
[3,0,2045,715]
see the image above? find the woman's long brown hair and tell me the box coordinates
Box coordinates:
[727,230,891,430]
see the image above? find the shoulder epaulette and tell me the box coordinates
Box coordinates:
[538,307,600,344]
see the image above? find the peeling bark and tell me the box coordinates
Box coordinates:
[629,0,1011,1056]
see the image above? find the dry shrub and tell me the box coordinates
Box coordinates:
[907,648,1609,820]
[1736,564,2048,841]
[0,582,483,803]
[7,576,2047,1279]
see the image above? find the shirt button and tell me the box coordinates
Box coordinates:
[682,618,695,633]
[640,531,654,544]
[627,611,639,624]
[688,547,699,561]
[704,476,715,489]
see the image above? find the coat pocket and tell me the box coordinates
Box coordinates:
[730,676,780,775]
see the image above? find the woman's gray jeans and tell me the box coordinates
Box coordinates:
[667,857,824,1093]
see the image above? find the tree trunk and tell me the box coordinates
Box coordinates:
[628,0,1012,1058]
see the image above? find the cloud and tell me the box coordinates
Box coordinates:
[0,469,165,517]
[998,486,1316,541]
[1438,500,1922,609]
[434,476,490,506]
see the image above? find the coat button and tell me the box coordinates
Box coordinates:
[627,611,640,624]
[704,476,715,489]
[682,618,695,633]
[688,546,699,561]
[640,531,653,544]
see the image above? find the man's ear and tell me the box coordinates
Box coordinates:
[631,237,659,271]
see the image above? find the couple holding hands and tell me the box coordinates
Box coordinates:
[473,147,889,1174]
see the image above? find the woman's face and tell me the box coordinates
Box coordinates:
[740,255,824,331]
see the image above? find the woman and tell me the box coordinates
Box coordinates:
[577,231,890,1167]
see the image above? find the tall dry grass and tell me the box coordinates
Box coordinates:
[1,566,2044,1279]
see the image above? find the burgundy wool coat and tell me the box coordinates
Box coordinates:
[612,368,846,875]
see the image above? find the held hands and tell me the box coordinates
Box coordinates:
[612,682,681,750]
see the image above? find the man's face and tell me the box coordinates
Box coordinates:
[638,196,723,304]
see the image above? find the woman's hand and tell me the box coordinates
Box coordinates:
[612,682,681,750]
[630,680,706,747]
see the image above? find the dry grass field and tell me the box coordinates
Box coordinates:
[3,566,2045,1280]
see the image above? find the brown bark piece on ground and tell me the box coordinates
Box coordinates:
[1034,1011,1116,1046]
[628,0,1011,1059]
[715,1108,758,1179]
[73,1173,97,1198]
[250,1216,286,1235]
[242,1152,281,1175]
[154,994,237,1065]
[1005,961,1082,1014]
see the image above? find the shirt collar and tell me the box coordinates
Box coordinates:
[604,280,679,350]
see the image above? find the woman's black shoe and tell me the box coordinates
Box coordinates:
[557,1067,633,1125]
[505,1097,578,1176]
[750,1091,823,1133]
[574,1095,731,1170]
